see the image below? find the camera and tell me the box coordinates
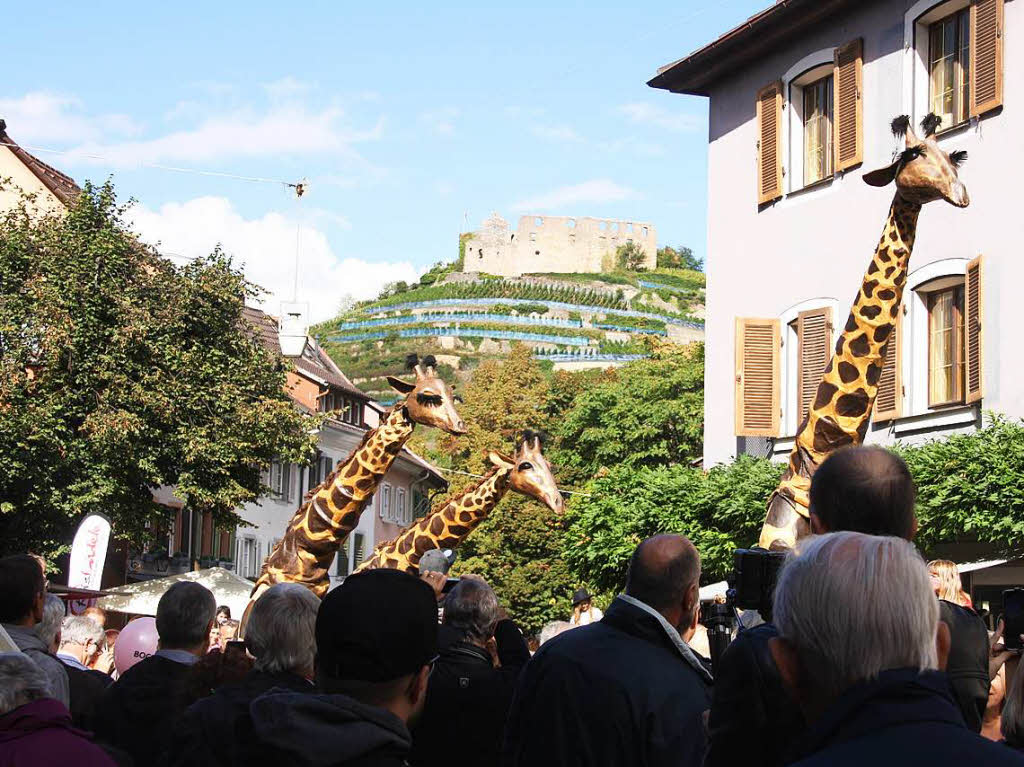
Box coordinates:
[698,547,787,671]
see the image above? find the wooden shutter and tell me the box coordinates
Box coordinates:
[756,81,784,204]
[874,309,903,421]
[797,308,833,423]
[965,255,984,403]
[970,0,1004,116]
[833,38,863,171]
[735,318,781,436]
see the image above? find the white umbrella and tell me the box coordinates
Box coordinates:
[97,567,255,619]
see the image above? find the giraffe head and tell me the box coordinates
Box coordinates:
[864,114,969,207]
[386,354,466,435]
[488,430,564,513]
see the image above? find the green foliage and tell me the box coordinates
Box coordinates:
[898,414,1024,555]
[0,182,317,557]
[657,245,704,272]
[564,456,783,592]
[553,343,705,485]
[616,242,647,272]
[357,279,632,312]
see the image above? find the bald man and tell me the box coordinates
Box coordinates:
[502,535,713,767]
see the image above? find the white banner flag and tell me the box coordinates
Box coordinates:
[68,513,111,591]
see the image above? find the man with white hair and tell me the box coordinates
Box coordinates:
[166,582,319,767]
[771,532,1024,766]
[57,616,112,730]
[0,652,115,766]
[94,580,217,765]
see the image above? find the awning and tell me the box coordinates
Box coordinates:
[97,567,255,618]
[957,559,1009,574]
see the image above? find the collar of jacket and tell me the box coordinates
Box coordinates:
[605,595,713,684]
[445,642,493,666]
[788,668,963,762]
[1,623,48,654]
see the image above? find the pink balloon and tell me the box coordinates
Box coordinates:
[114,617,158,675]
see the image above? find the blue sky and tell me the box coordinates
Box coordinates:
[3,0,766,321]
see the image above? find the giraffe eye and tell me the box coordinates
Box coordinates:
[517,462,533,471]
[416,392,443,407]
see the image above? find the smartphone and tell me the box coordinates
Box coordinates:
[1003,588,1024,650]
[441,577,460,594]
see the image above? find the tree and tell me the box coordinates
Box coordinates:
[553,342,704,486]
[615,242,647,272]
[657,245,704,272]
[423,344,572,634]
[0,182,317,557]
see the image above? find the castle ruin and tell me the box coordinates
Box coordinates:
[462,212,657,277]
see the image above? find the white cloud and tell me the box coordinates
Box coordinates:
[72,105,383,167]
[0,91,141,144]
[128,196,420,323]
[617,102,701,133]
[418,107,460,136]
[511,179,638,212]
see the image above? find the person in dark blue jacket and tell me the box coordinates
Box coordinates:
[770,531,1024,767]
[502,534,713,767]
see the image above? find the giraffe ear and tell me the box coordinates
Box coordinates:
[386,376,416,395]
[487,450,515,469]
[863,160,900,187]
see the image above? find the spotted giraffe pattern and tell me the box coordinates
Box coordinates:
[355,466,512,573]
[759,197,921,549]
[250,405,416,599]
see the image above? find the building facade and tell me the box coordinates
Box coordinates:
[463,212,657,276]
[652,0,1020,606]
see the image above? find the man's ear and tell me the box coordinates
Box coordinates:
[936,619,952,671]
[809,513,828,536]
[769,637,803,700]
[409,664,431,706]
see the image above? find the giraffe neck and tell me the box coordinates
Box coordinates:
[356,467,513,573]
[759,195,921,549]
[250,405,416,597]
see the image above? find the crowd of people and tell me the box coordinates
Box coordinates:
[3,445,1024,765]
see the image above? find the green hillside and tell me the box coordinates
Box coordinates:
[313,256,706,402]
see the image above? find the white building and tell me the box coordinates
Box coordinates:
[651,0,1023,604]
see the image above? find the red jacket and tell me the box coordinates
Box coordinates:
[0,698,115,767]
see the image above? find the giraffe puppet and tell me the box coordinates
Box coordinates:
[246,354,465,611]
[354,431,563,573]
[759,113,970,550]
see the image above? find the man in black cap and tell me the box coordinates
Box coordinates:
[246,569,439,767]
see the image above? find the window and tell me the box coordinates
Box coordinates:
[928,8,970,127]
[396,488,408,525]
[335,543,349,576]
[927,284,966,406]
[380,484,392,522]
[735,317,781,437]
[353,533,366,569]
[239,537,259,578]
[803,75,833,184]
[270,461,291,502]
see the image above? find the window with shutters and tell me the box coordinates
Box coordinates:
[909,0,1002,128]
[735,318,781,437]
[353,533,366,569]
[874,313,903,422]
[796,308,833,426]
[964,256,984,403]
[396,488,408,526]
[269,460,291,502]
[380,483,393,522]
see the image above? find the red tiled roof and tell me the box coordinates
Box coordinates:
[241,306,369,401]
[0,120,80,206]
[648,0,862,96]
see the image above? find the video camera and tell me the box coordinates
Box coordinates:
[699,547,787,671]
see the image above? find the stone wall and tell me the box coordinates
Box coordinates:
[463,212,657,276]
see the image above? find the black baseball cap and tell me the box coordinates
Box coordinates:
[316,569,438,683]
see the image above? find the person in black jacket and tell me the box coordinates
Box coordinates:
[502,534,712,767]
[411,576,530,767]
[93,581,216,765]
[166,583,318,767]
[246,569,439,767]
[706,446,991,767]
[770,532,1024,766]
[56,615,112,731]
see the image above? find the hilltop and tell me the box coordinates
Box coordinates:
[313,251,705,402]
